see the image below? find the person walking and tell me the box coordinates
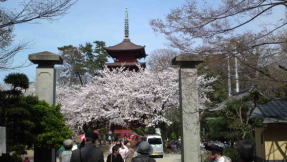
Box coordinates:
[131,141,155,162]
[70,130,104,162]
[109,140,129,161]
[107,145,124,162]
[125,141,136,162]
[23,157,30,162]
[59,139,73,162]
[212,146,231,162]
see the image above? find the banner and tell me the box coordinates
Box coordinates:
[121,133,141,142]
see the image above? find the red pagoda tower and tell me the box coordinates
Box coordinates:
[105,9,146,71]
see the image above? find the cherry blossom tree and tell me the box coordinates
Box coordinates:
[147,49,179,71]
[57,67,216,131]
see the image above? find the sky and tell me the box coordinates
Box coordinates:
[1,0,286,83]
[0,0,187,82]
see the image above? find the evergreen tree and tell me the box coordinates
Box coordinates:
[58,41,108,85]
[0,73,71,156]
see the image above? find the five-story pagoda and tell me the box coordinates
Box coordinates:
[105,9,146,71]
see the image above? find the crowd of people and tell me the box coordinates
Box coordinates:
[165,139,181,152]
[57,130,155,162]
[54,129,241,162]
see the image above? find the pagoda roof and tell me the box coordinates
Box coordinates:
[106,62,146,71]
[105,38,145,51]
[106,62,145,67]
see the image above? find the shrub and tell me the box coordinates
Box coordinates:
[224,147,240,161]
[31,104,72,149]
[170,132,177,140]
[0,153,22,162]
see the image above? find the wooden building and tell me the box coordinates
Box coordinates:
[104,9,147,139]
[104,9,146,71]
[251,98,287,162]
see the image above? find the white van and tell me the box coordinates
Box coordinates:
[146,135,164,158]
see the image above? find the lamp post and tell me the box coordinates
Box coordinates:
[172,54,203,162]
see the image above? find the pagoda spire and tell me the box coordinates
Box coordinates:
[124,8,129,38]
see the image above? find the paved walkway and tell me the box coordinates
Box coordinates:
[23,150,181,162]
[156,154,181,162]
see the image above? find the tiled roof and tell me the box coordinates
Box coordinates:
[105,38,144,51]
[251,98,287,123]
[105,62,145,66]
[209,87,257,111]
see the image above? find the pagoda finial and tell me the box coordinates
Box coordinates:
[125,8,129,38]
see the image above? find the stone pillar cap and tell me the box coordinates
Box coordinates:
[172,53,203,67]
[29,51,63,65]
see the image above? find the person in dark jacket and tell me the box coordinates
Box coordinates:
[70,130,104,162]
[131,141,155,162]
[107,145,124,162]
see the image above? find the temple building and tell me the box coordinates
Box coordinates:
[104,9,147,140]
[105,9,147,71]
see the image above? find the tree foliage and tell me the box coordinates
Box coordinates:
[0,153,22,162]
[206,91,266,142]
[57,41,108,85]
[151,0,287,50]
[151,0,287,86]
[57,67,216,132]
[147,49,179,71]
[58,45,86,85]
[81,41,109,75]
[4,73,29,90]
[31,103,72,149]
[195,35,287,98]
[0,73,71,155]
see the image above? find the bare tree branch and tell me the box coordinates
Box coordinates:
[147,49,179,71]
[151,0,287,49]
[0,0,76,28]
[0,0,76,70]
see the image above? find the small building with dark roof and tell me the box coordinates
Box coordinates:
[251,98,287,162]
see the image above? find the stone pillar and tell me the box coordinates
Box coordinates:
[29,51,63,106]
[172,54,203,162]
[29,51,63,162]
[0,126,6,156]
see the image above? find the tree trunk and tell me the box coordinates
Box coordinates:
[77,73,83,86]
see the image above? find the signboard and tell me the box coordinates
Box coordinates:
[122,133,141,142]
[79,129,141,142]
[0,126,6,155]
